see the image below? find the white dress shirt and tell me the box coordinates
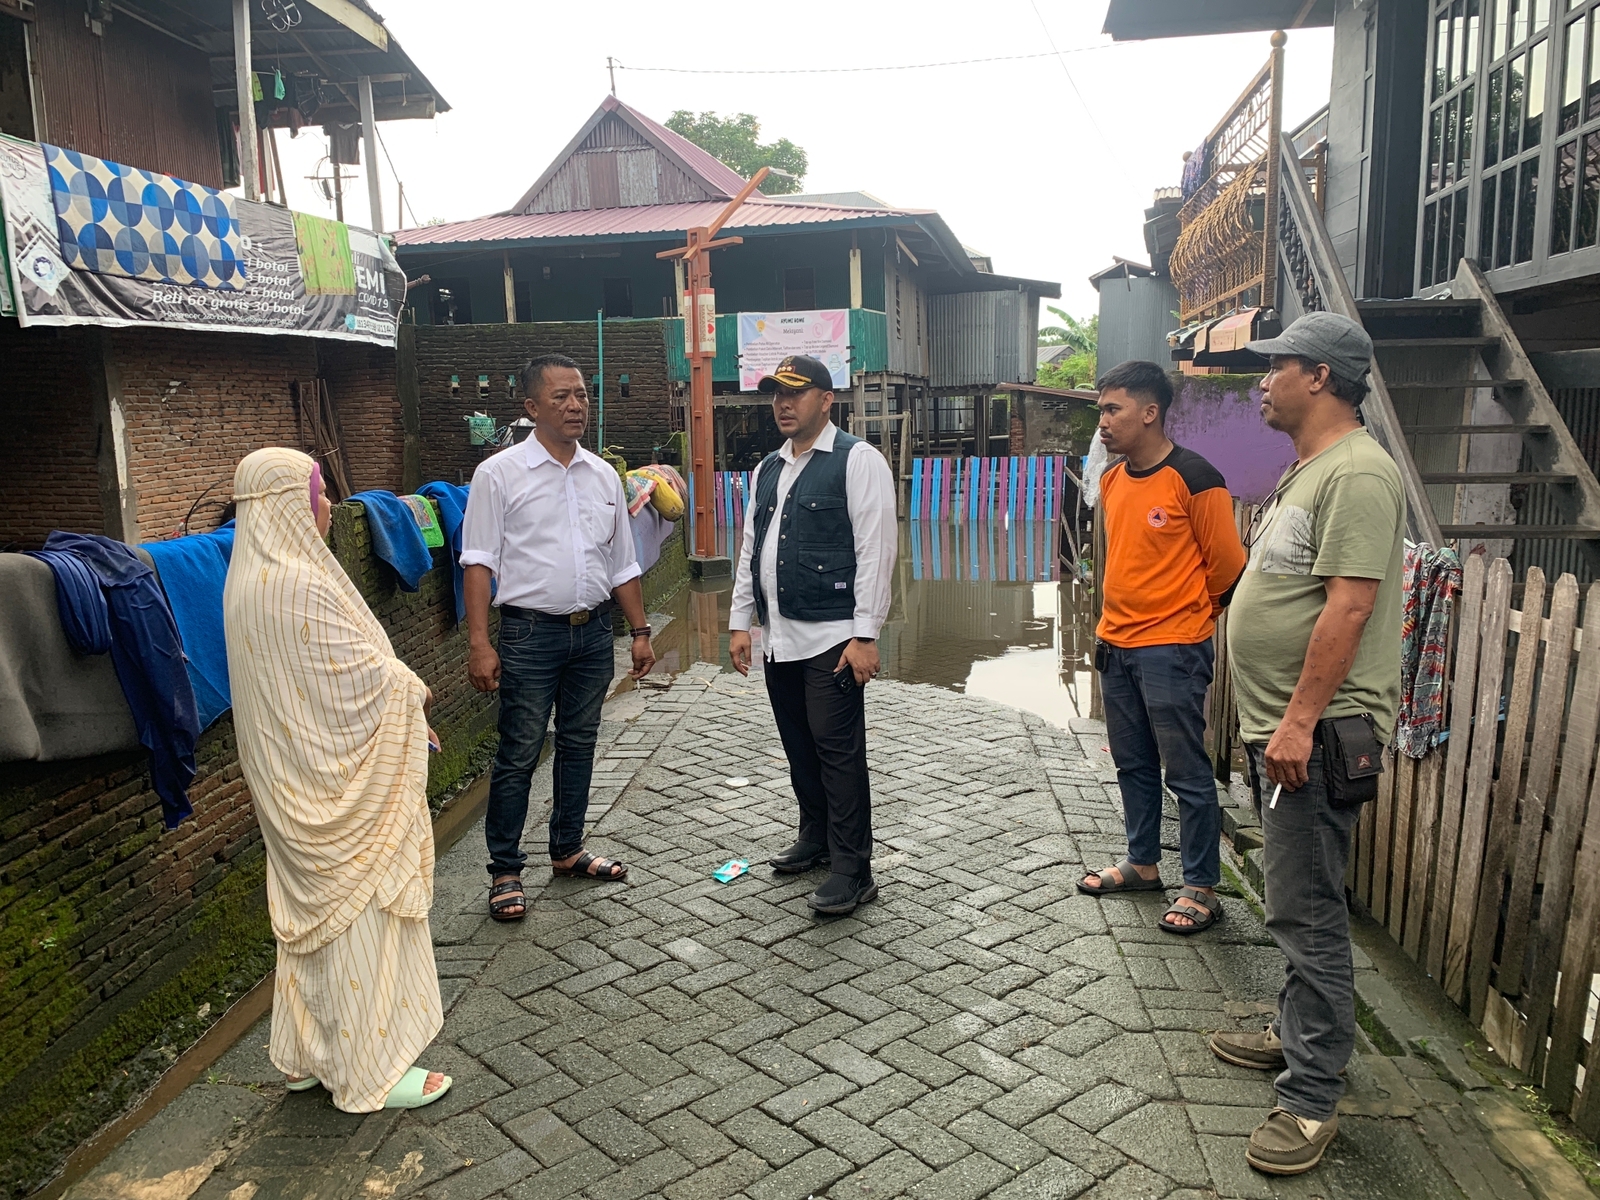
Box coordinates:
[459,435,641,613]
[729,423,897,662]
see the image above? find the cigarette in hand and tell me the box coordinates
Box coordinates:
[1270,783,1282,809]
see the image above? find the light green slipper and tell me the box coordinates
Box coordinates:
[383,1066,451,1110]
[284,1076,321,1092]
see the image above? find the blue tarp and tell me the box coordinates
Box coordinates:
[417,481,470,621]
[348,489,433,591]
[143,525,234,730]
[26,532,198,828]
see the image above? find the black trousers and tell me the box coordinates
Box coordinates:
[763,640,873,878]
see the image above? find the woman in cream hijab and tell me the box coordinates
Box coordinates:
[224,447,449,1111]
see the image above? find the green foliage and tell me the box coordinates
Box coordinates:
[1038,352,1098,391]
[664,111,808,194]
[1038,307,1098,353]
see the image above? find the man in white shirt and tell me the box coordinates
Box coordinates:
[729,354,897,915]
[461,353,656,921]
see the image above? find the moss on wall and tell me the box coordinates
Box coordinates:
[0,852,274,1198]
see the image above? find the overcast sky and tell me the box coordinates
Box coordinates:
[269,1,1334,315]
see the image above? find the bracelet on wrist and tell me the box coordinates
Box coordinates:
[630,628,652,639]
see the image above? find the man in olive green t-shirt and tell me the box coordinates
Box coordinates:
[1210,313,1404,1178]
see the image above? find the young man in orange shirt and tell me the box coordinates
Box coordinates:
[1078,361,1247,934]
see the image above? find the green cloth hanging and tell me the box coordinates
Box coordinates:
[273,68,285,101]
[251,72,264,102]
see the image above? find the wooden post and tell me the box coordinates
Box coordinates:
[359,75,383,231]
[503,251,516,324]
[849,235,863,309]
[232,0,259,202]
[1261,30,1287,312]
[86,330,137,542]
[655,171,768,564]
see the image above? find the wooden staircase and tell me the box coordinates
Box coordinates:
[1275,131,1600,571]
[1358,264,1600,575]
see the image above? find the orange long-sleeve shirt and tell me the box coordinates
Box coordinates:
[1096,444,1247,648]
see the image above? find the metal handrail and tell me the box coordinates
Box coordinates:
[1275,132,1443,547]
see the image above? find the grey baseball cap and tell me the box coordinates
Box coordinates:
[1245,311,1373,380]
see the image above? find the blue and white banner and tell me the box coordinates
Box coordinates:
[0,135,404,346]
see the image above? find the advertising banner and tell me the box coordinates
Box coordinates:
[0,136,404,346]
[736,309,851,392]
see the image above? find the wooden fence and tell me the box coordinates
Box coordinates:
[1349,554,1600,1131]
[909,455,1072,523]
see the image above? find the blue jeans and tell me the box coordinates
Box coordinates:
[1099,640,1220,888]
[485,612,614,877]
[1248,741,1359,1120]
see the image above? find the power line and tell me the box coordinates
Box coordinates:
[613,45,1114,76]
[374,124,421,228]
[1027,0,1121,168]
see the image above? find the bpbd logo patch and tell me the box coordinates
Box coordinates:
[1147,507,1169,528]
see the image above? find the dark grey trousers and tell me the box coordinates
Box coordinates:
[1247,741,1360,1121]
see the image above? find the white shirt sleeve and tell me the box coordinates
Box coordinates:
[458,465,503,574]
[846,442,898,640]
[607,470,642,588]
[728,460,763,633]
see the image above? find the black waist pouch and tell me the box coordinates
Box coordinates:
[1320,713,1383,809]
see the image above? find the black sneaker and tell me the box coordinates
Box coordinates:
[769,840,830,873]
[807,872,878,914]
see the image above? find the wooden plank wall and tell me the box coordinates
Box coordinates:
[1348,558,1600,1132]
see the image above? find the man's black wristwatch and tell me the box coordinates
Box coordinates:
[630,627,652,640]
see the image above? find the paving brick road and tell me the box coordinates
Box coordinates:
[80,662,1531,1200]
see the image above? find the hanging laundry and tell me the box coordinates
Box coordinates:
[1180,140,1210,199]
[347,490,434,592]
[417,481,471,622]
[25,533,198,828]
[143,524,236,731]
[1395,541,1463,757]
[0,554,139,763]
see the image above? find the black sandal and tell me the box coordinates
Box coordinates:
[1158,886,1224,935]
[488,878,526,921]
[551,850,627,881]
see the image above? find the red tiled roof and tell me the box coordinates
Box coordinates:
[393,198,925,247]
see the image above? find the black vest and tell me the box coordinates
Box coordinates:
[751,430,861,626]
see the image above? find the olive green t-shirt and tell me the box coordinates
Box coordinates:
[1228,428,1404,744]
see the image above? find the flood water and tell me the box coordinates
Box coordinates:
[643,519,1098,729]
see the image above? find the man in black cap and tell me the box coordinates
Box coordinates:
[728,354,897,914]
[1210,311,1403,1176]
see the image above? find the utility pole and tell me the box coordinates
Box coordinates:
[232,0,259,201]
[657,167,769,571]
[359,75,384,232]
[607,56,617,96]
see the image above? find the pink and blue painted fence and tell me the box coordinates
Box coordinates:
[909,455,1070,522]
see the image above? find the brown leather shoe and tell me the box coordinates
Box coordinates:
[1245,1108,1339,1175]
[1208,1026,1287,1071]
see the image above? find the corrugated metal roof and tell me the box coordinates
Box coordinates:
[616,101,750,198]
[393,199,929,247]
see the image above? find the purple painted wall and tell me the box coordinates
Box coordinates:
[1165,375,1295,504]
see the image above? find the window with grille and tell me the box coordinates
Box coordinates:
[1421,0,1484,288]
[1550,0,1600,255]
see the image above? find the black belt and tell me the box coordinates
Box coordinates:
[500,600,615,626]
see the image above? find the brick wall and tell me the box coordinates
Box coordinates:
[320,340,405,496]
[0,505,494,1195]
[0,325,405,549]
[113,330,315,540]
[0,323,106,550]
[410,320,674,486]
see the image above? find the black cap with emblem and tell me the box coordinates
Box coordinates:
[757,354,836,394]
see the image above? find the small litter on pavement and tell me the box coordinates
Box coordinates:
[724,776,749,787]
[712,859,750,883]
